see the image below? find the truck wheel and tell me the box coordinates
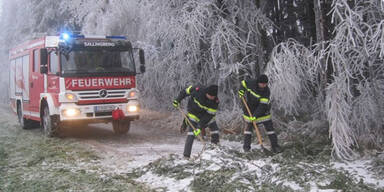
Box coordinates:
[42,105,60,137]
[17,103,32,129]
[112,120,130,135]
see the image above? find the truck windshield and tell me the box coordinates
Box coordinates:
[60,50,135,76]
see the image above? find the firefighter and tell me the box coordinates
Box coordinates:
[238,74,282,153]
[173,84,220,158]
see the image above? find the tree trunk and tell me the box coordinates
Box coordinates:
[314,0,325,44]
[314,0,327,100]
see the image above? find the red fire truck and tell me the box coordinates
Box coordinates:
[9,33,145,136]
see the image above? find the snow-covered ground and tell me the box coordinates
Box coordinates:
[87,131,384,191]
[1,106,383,191]
[333,159,384,187]
[130,143,383,191]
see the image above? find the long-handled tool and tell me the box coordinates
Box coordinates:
[177,107,208,161]
[241,97,263,146]
[241,97,272,154]
[177,107,205,144]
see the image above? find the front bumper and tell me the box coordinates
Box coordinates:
[59,100,139,122]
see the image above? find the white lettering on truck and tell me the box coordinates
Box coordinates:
[105,79,113,86]
[98,79,105,86]
[71,78,132,88]
[78,79,84,87]
[84,42,115,47]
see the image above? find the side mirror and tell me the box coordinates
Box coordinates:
[40,48,48,66]
[139,49,145,65]
[140,65,146,73]
[40,66,48,74]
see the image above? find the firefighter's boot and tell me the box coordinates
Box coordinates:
[268,133,282,154]
[211,133,219,144]
[243,134,252,152]
[183,134,195,158]
[243,124,253,152]
[264,121,282,154]
[209,122,219,144]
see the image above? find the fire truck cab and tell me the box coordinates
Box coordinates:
[9,33,145,136]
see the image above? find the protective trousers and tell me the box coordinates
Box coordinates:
[183,120,219,158]
[243,120,278,151]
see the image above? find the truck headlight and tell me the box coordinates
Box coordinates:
[63,108,80,117]
[127,90,138,99]
[127,105,138,112]
[60,92,78,103]
[65,93,77,101]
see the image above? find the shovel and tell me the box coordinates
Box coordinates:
[241,97,272,155]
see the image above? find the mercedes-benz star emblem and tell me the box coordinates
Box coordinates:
[99,89,108,98]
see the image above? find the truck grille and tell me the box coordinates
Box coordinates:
[75,89,127,100]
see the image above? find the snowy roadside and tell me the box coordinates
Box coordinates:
[69,108,384,192]
[0,105,149,191]
[1,104,383,192]
[90,133,384,192]
[129,142,384,192]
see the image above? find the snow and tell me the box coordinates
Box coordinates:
[132,143,282,191]
[136,171,193,191]
[282,181,302,191]
[97,138,206,174]
[127,143,383,191]
[332,160,384,188]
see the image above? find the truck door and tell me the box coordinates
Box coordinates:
[47,51,60,97]
[29,49,44,114]
[21,55,31,115]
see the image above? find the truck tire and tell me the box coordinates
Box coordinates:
[42,105,60,137]
[17,103,33,129]
[112,120,130,135]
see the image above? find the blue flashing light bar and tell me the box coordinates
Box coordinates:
[60,32,85,41]
[72,34,85,38]
[60,33,125,40]
[106,36,126,40]
[62,33,70,41]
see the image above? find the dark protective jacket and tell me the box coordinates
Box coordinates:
[175,85,219,126]
[239,79,271,122]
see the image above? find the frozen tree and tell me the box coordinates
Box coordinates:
[136,0,273,130]
[266,39,320,116]
[62,0,141,37]
[0,0,77,103]
[137,0,271,104]
[326,0,384,159]
[267,0,384,160]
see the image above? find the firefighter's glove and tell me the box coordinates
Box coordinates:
[173,100,180,108]
[244,115,256,122]
[238,90,245,98]
[193,129,201,136]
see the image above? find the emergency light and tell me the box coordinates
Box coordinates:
[62,33,70,41]
[60,32,126,41]
[106,36,127,40]
[60,32,84,41]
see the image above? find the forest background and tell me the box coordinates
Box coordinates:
[0,0,383,160]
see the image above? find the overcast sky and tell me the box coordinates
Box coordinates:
[0,0,2,18]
